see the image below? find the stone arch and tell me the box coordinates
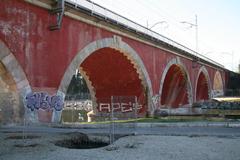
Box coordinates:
[159,57,193,107]
[56,36,153,121]
[0,40,33,123]
[212,70,224,97]
[195,66,211,102]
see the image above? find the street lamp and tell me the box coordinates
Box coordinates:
[147,21,168,30]
[180,15,198,53]
[147,20,169,31]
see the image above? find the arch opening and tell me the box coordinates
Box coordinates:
[58,38,153,123]
[212,71,224,97]
[81,48,145,103]
[61,70,92,123]
[160,64,190,108]
[196,72,209,101]
[80,47,146,115]
[61,48,147,122]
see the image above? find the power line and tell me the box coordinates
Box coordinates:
[90,0,218,57]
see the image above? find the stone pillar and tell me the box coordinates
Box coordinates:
[51,91,65,123]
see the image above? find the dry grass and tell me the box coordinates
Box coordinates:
[213,97,240,102]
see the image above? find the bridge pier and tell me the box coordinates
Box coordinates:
[51,91,65,123]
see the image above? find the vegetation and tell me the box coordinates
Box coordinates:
[63,116,227,124]
[226,71,240,96]
[66,71,90,100]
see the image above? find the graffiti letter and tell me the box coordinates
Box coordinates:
[50,95,64,111]
[112,103,121,112]
[39,92,50,110]
[121,102,133,113]
[99,103,111,112]
[25,93,37,111]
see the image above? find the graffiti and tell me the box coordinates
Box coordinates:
[25,92,64,111]
[152,94,159,109]
[65,100,92,111]
[98,102,142,113]
[212,90,224,98]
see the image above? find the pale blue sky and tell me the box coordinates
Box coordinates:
[90,0,240,72]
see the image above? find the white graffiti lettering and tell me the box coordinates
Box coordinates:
[112,103,121,111]
[98,102,142,113]
[121,102,132,113]
[99,103,111,112]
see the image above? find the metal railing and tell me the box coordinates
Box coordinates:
[66,0,224,68]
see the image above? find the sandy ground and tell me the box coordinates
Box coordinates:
[1,131,240,160]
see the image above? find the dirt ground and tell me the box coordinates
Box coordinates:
[1,131,240,160]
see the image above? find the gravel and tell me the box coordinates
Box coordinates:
[1,132,240,160]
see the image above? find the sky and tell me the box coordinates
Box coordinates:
[86,0,240,72]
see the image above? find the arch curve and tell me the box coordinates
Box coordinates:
[58,36,153,118]
[159,57,193,107]
[0,40,34,123]
[212,70,224,97]
[195,66,211,102]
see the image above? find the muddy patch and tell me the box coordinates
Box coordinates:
[55,133,109,149]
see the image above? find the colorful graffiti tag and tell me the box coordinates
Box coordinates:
[25,92,64,111]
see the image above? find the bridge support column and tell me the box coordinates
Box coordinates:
[0,40,38,124]
[51,91,65,123]
[21,89,39,124]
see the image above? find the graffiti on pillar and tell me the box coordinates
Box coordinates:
[152,94,159,110]
[25,92,64,111]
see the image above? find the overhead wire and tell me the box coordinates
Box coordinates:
[137,0,220,54]
[91,0,217,55]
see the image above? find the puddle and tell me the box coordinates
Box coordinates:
[55,133,109,149]
[14,143,40,148]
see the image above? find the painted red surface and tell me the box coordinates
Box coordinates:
[160,65,188,108]
[38,109,52,123]
[81,48,146,113]
[196,72,209,101]
[0,0,226,120]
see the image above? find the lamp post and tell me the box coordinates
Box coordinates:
[147,20,168,30]
[181,15,198,53]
